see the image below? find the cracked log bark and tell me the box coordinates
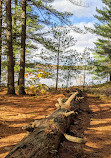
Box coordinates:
[5,91,85,158]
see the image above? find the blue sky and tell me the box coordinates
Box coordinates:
[52,0,103,22]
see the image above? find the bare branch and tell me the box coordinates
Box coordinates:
[57,97,63,106]
[55,103,61,109]
[64,111,75,117]
[64,133,87,143]
[56,92,79,109]
[64,92,78,108]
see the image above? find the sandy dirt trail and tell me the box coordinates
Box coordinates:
[83,95,111,158]
[0,90,111,158]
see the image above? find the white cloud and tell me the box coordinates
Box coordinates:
[51,0,103,54]
[33,22,98,63]
[69,22,97,53]
[52,0,103,18]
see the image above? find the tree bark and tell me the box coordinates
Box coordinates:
[0,0,2,86]
[110,73,111,81]
[13,0,17,41]
[19,0,26,95]
[56,37,60,90]
[56,50,59,90]
[6,0,15,94]
[5,91,85,158]
[12,0,18,68]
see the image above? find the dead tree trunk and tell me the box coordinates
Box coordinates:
[5,91,86,158]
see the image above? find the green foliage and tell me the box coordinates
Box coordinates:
[93,0,111,80]
[1,61,7,69]
[36,0,43,6]
[90,52,110,79]
[14,64,20,72]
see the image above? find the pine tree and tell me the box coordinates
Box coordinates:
[94,0,111,81]
[39,26,77,90]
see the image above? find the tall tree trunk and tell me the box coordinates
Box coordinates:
[56,38,60,90]
[56,51,59,90]
[19,0,26,95]
[13,0,17,41]
[110,73,111,81]
[66,70,70,89]
[12,0,18,67]
[6,0,15,94]
[0,0,2,86]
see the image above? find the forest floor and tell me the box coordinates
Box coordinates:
[0,87,111,158]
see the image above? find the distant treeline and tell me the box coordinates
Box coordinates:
[26,62,93,70]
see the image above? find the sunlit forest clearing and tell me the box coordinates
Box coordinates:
[0,0,111,157]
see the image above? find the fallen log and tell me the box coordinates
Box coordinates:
[5,91,86,158]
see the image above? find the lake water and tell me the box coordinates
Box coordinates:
[2,69,109,88]
[40,69,108,88]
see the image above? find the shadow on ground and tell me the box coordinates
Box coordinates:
[0,91,61,158]
[83,96,111,158]
[57,95,111,158]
